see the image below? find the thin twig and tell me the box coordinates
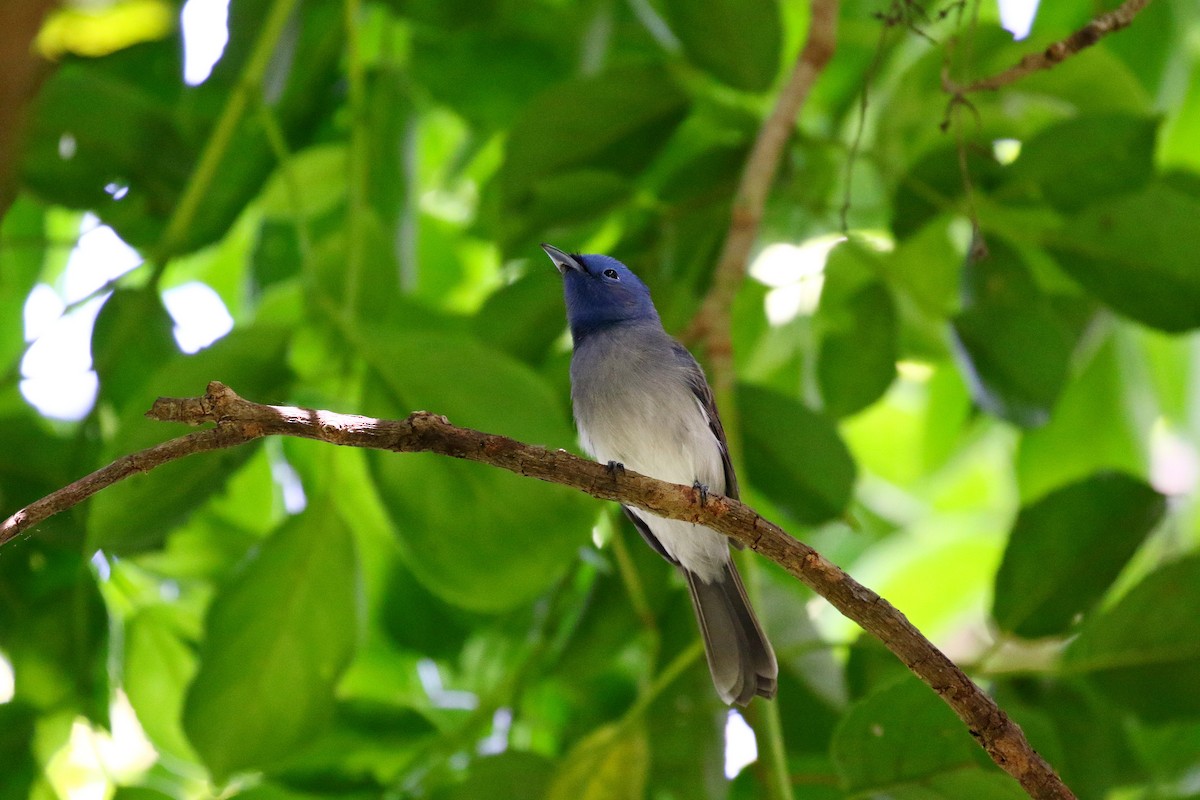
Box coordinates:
[0,382,1077,800]
[938,0,1150,253]
[609,520,663,696]
[840,19,890,232]
[943,0,1152,95]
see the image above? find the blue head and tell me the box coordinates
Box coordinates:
[541,244,660,341]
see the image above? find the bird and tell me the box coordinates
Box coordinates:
[542,243,777,706]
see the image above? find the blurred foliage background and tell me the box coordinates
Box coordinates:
[2,0,1200,797]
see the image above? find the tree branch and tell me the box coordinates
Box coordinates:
[1,381,1076,800]
[943,0,1152,95]
[0,0,59,220]
[685,0,838,389]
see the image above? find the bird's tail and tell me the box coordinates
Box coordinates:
[684,562,778,706]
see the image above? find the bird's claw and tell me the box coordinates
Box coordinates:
[606,460,626,478]
[693,480,709,506]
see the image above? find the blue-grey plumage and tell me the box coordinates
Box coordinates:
[543,243,777,706]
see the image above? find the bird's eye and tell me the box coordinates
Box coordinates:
[603,268,619,280]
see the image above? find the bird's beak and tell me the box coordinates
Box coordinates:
[541,243,583,275]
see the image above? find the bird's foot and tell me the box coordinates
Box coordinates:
[606,460,626,478]
[693,480,709,506]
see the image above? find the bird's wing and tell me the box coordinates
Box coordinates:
[671,341,740,502]
[621,506,677,564]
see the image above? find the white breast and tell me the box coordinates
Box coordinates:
[571,325,731,581]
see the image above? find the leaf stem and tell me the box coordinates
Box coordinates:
[255,100,313,265]
[609,521,655,629]
[609,520,662,693]
[152,0,300,269]
[619,639,704,731]
[341,0,369,318]
[749,671,793,799]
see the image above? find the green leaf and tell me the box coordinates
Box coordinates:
[993,472,1165,638]
[500,66,688,207]
[265,701,436,788]
[0,537,109,724]
[361,329,592,611]
[409,27,563,129]
[738,384,856,524]
[1065,555,1200,722]
[1016,334,1147,502]
[88,326,292,553]
[839,363,973,489]
[814,242,897,418]
[176,0,344,255]
[868,771,1028,800]
[1049,181,1200,332]
[951,242,1074,427]
[757,579,846,758]
[471,271,567,364]
[1139,325,1200,427]
[547,722,649,800]
[552,538,665,695]
[0,703,37,800]
[636,202,728,323]
[952,304,1073,427]
[1130,717,1200,791]
[251,219,303,291]
[817,281,897,417]
[655,141,749,206]
[881,25,1150,187]
[886,216,965,319]
[892,146,1004,239]
[20,41,190,248]
[0,408,75,515]
[378,558,473,659]
[1019,39,1153,115]
[772,671,844,762]
[660,0,781,92]
[92,288,178,408]
[433,752,555,800]
[1107,0,1187,100]
[876,29,1026,175]
[1160,59,1200,173]
[643,609,727,798]
[0,199,44,374]
[831,675,1009,792]
[995,680,1144,798]
[494,170,632,251]
[111,788,176,800]
[409,213,489,308]
[759,563,847,710]
[1003,114,1157,213]
[124,607,199,761]
[846,635,913,701]
[258,144,348,222]
[363,68,411,223]
[183,505,360,780]
[224,784,331,800]
[309,210,404,323]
